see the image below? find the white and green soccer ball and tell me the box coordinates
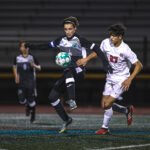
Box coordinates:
[55,52,71,67]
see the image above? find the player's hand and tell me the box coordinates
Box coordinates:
[121,78,132,91]
[76,58,88,66]
[30,61,35,67]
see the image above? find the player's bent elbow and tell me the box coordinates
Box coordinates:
[134,61,143,71]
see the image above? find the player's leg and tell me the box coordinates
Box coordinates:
[112,103,134,125]
[96,95,115,135]
[26,88,36,123]
[111,82,134,125]
[18,88,27,105]
[64,69,77,110]
[112,102,128,114]
[48,77,72,133]
[17,87,29,116]
[96,81,116,135]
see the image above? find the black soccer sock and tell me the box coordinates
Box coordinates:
[30,106,35,113]
[53,102,69,121]
[112,103,128,114]
[66,82,75,100]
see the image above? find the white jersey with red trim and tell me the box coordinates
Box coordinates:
[100,38,138,82]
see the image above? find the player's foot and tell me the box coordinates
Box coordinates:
[25,106,30,116]
[66,100,77,110]
[30,107,35,123]
[95,128,110,135]
[59,117,72,133]
[126,105,134,126]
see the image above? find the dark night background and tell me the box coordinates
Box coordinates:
[0,0,150,107]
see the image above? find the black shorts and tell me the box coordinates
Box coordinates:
[48,67,85,101]
[17,86,36,104]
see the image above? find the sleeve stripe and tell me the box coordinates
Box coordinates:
[49,41,55,48]
[90,43,95,50]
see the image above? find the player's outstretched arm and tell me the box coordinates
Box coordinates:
[76,52,97,66]
[25,43,50,50]
[121,61,143,91]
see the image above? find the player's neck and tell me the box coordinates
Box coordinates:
[22,53,28,57]
[114,40,122,47]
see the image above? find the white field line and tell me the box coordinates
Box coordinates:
[86,143,150,150]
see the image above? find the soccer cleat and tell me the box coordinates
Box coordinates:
[59,117,72,133]
[126,105,134,126]
[95,128,110,135]
[66,100,77,110]
[30,107,35,123]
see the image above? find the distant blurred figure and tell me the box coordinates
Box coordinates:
[13,41,41,123]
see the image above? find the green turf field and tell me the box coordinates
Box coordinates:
[0,113,150,150]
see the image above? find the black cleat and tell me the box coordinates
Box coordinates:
[66,100,77,110]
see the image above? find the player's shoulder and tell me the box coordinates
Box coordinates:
[54,35,66,44]
[15,54,22,58]
[121,41,132,52]
[100,38,110,48]
[28,54,37,60]
[101,38,110,45]
[102,38,109,43]
[74,33,87,41]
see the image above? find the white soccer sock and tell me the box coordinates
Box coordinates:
[102,107,113,129]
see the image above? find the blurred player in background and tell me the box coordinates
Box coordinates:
[13,41,41,123]
[77,23,143,134]
[25,16,111,133]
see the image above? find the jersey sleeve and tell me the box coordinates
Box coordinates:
[25,43,50,50]
[80,37,99,52]
[125,46,138,64]
[49,36,63,48]
[100,40,105,52]
[80,37,113,73]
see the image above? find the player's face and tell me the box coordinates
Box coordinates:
[110,34,122,46]
[64,24,76,38]
[20,43,29,54]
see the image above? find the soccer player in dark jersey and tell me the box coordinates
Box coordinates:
[13,41,41,123]
[25,16,111,133]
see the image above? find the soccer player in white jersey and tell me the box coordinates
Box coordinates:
[76,23,143,134]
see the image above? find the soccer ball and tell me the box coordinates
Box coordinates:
[55,52,71,67]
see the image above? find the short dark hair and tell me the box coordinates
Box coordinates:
[19,41,26,47]
[108,23,127,36]
[63,16,79,27]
